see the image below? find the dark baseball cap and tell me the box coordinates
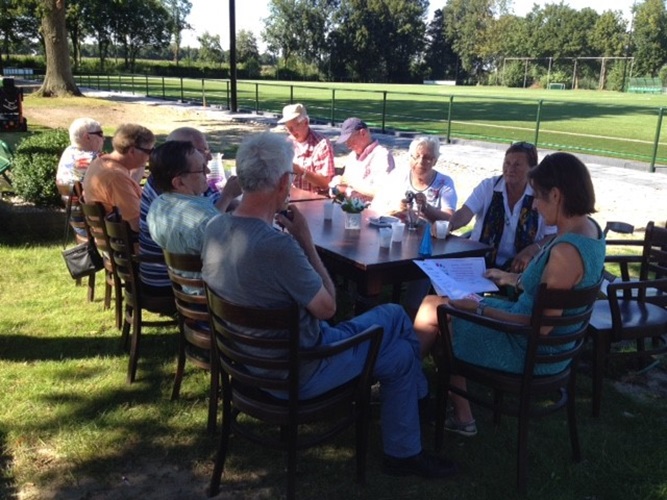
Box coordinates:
[336,117,368,144]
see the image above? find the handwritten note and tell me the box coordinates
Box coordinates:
[414,257,499,299]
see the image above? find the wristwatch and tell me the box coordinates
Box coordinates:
[475,303,487,316]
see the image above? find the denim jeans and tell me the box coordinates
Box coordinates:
[300,303,428,458]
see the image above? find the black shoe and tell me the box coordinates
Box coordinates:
[382,451,459,479]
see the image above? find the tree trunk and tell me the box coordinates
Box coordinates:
[36,0,81,97]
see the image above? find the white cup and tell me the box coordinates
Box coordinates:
[435,220,450,239]
[379,227,392,248]
[323,202,333,220]
[391,221,405,243]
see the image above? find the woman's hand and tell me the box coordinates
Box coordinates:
[485,268,518,287]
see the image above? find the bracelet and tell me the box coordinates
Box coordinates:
[475,303,487,316]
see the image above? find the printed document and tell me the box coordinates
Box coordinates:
[414,257,499,299]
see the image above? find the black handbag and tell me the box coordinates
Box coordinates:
[61,183,104,279]
[62,240,104,279]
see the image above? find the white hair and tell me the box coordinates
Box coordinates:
[236,132,294,192]
[69,117,101,147]
[408,135,441,160]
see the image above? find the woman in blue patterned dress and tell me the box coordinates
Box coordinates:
[413,152,605,436]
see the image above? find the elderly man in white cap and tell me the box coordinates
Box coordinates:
[333,117,395,202]
[278,103,335,193]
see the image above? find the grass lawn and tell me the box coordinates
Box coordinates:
[1,227,666,498]
[73,75,667,166]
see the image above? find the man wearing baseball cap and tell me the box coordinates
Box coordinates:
[333,117,395,201]
[278,103,335,193]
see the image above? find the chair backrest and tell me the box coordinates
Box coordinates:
[523,281,602,378]
[0,139,13,171]
[104,215,139,296]
[205,283,301,397]
[603,221,634,238]
[81,201,115,256]
[163,251,207,323]
[639,221,667,306]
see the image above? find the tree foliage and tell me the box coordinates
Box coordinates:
[162,0,192,65]
[633,0,667,76]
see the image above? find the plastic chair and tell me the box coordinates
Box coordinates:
[588,221,667,417]
[0,139,13,186]
[105,215,177,384]
[163,251,219,434]
[205,283,383,499]
[434,281,601,494]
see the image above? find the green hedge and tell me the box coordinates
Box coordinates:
[12,130,69,207]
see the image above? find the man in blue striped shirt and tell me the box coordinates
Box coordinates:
[139,127,240,295]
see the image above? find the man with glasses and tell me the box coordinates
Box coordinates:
[83,123,154,232]
[146,141,221,278]
[139,127,241,296]
[278,103,335,193]
[332,117,395,202]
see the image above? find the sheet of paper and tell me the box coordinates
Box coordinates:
[414,257,499,299]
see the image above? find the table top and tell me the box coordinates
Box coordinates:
[296,199,490,272]
[289,186,328,202]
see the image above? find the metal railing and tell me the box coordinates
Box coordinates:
[73,73,667,172]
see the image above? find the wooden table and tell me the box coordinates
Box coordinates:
[295,199,490,311]
[289,186,328,202]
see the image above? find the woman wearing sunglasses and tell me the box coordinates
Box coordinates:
[447,142,556,273]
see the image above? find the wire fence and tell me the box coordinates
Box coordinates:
[73,73,667,172]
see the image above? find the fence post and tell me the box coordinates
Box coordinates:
[97,74,100,90]
[202,79,206,107]
[331,89,336,125]
[290,85,294,104]
[161,77,166,100]
[145,74,149,97]
[534,99,543,146]
[131,75,135,95]
[226,81,230,110]
[106,74,110,91]
[180,77,184,102]
[650,107,664,173]
[255,83,259,113]
[381,91,387,134]
[446,96,454,144]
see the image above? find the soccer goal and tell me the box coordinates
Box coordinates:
[548,82,566,90]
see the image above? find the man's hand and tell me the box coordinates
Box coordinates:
[275,204,314,249]
[511,244,538,272]
[485,268,518,287]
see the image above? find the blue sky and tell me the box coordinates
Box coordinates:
[181,0,634,49]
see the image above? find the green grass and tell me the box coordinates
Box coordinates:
[73,75,667,167]
[1,229,666,498]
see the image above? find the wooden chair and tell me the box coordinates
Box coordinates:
[588,221,667,417]
[205,284,383,499]
[434,281,601,494]
[81,201,123,329]
[601,221,644,297]
[59,181,96,301]
[163,251,218,434]
[105,216,177,384]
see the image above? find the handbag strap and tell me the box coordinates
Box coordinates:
[62,183,74,249]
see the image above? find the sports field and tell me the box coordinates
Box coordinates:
[75,75,667,169]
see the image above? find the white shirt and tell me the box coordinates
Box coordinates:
[465,176,556,266]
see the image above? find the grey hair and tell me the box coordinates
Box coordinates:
[236,132,294,192]
[69,117,101,147]
[408,135,441,160]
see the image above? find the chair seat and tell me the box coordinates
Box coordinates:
[588,300,667,340]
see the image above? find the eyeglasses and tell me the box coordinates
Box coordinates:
[89,130,104,137]
[134,145,154,155]
[180,169,206,176]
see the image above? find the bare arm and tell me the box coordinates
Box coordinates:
[215,176,242,212]
[448,205,474,232]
